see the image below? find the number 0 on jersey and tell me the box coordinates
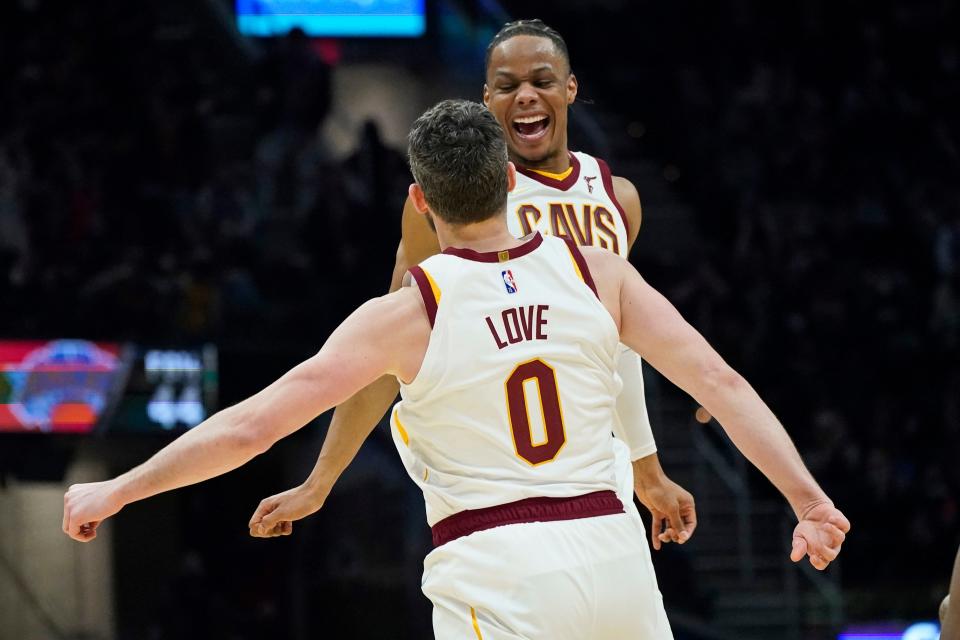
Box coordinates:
[505,359,567,465]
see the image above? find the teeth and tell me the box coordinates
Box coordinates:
[514,115,548,124]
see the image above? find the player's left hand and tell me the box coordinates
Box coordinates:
[248,483,328,538]
[63,480,124,543]
[635,475,697,550]
[790,501,850,570]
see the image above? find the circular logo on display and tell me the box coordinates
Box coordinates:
[9,340,119,432]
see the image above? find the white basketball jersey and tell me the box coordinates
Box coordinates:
[394,234,622,526]
[507,152,631,258]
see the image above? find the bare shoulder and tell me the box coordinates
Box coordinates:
[371,284,427,324]
[611,176,641,211]
[579,246,624,326]
[578,246,626,273]
[353,285,430,379]
[580,244,627,287]
[611,176,642,249]
[346,286,427,340]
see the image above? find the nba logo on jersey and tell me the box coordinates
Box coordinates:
[501,270,518,294]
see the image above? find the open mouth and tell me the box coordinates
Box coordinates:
[512,114,550,142]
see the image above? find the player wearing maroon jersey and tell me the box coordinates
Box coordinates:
[249,20,696,550]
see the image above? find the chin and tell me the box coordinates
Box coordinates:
[513,145,556,166]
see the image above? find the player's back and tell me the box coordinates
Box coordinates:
[393,233,622,526]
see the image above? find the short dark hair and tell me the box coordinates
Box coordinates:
[407,99,509,226]
[485,19,571,75]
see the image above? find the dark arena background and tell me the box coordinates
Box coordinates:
[1,1,958,638]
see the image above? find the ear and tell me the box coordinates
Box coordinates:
[408,183,430,215]
[507,162,517,193]
[482,84,491,107]
[567,73,578,105]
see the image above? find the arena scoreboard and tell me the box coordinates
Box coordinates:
[0,340,217,434]
[236,0,426,37]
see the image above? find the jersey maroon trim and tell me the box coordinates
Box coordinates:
[596,157,630,240]
[408,266,438,328]
[515,152,581,191]
[443,232,543,263]
[562,238,600,299]
[431,490,623,547]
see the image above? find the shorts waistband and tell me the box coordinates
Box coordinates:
[431,490,624,548]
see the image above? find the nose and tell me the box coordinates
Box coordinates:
[515,82,538,106]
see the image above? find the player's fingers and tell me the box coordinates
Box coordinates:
[790,537,808,563]
[79,523,97,542]
[829,512,851,534]
[248,499,277,529]
[281,521,293,536]
[259,505,286,531]
[820,542,841,562]
[810,554,828,571]
[665,501,685,542]
[69,520,95,542]
[658,529,676,543]
[682,500,698,539]
[823,522,846,546]
[803,528,841,565]
[62,493,71,533]
[67,515,81,540]
[650,513,663,550]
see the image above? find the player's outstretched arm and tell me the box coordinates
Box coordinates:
[249,196,442,538]
[584,247,849,570]
[63,288,428,543]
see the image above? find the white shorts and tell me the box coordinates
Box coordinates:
[421,511,673,639]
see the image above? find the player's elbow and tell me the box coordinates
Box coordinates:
[698,361,746,400]
[226,405,277,457]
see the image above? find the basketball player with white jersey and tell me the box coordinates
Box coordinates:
[64,100,850,639]
[249,19,696,551]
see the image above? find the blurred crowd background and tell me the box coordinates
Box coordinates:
[0,0,958,638]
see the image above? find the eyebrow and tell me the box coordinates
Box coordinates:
[493,65,558,79]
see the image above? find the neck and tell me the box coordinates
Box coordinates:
[511,144,571,175]
[435,214,526,253]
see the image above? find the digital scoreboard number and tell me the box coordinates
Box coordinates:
[144,349,214,430]
[112,346,218,434]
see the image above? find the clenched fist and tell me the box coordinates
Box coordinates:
[63,480,124,542]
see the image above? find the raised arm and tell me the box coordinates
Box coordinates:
[248,195,442,537]
[63,287,429,542]
[585,247,849,570]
